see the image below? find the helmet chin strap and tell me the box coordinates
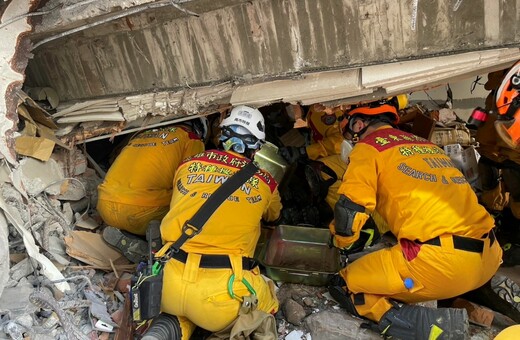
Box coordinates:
[346,118,374,144]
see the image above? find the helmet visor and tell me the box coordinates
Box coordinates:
[220,125,263,149]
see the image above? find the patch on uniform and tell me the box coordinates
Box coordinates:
[360,128,434,152]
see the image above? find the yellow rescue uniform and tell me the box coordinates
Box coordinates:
[160,150,281,337]
[97,127,204,235]
[334,126,502,321]
[306,104,344,160]
[305,105,347,210]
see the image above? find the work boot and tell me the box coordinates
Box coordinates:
[142,313,182,340]
[491,274,520,314]
[378,304,469,340]
[103,221,161,264]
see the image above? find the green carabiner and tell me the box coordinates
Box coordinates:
[152,261,163,276]
[227,274,257,300]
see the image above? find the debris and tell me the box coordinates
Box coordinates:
[84,289,117,330]
[444,144,480,183]
[64,230,131,270]
[453,298,494,328]
[0,194,70,292]
[0,284,38,317]
[14,136,55,161]
[305,311,380,340]
[0,212,9,298]
[9,258,33,282]
[75,214,99,230]
[285,329,310,340]
[283,299,306,326]
[11,157,64,196]
[29,290,89,340]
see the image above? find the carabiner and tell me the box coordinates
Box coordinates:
[227,274,257,301]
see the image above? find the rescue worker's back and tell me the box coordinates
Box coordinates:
[343,126,494,241]
[161,149,281,257]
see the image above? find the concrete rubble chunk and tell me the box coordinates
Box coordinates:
[57,180,87,201]
[305,311,380,340]
[282,299,306,326]
[12,158,64,196]
[0,283,38,318]
[9,258,33,282]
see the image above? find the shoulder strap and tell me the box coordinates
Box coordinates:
[169,161,259,253]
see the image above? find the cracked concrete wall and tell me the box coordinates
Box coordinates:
[24,0,520,102]
[0,0,34,165]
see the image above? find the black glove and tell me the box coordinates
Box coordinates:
[342,217,381,255]
[279,146,307,163]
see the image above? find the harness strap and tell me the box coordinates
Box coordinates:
[169,249,258,270]
[416,232,495,253]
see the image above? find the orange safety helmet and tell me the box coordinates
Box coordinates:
[340,94,408,138]
[495,60,520,147]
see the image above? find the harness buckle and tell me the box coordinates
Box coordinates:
[182,221,201,238]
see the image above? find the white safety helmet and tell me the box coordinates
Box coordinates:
[219,105,266,153]
[220,105,266,141]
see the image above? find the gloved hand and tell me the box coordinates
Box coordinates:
[339,217,381,254]
[279,146,308,163]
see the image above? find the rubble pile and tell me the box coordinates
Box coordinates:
[0,92,518,340]
[272,282,515,340]
[0,144,135,339]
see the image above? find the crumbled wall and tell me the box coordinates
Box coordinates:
[0,0,35,165]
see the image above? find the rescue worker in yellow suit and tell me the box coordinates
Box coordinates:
[278,104,348,226]
[281,102,393,233]
[97,119,207,263]
[327,98,503,339]
[142,105,281,340]
[305,104,349,211]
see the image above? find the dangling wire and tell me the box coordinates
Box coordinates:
[423,90,443,109]
[470,75,485,94]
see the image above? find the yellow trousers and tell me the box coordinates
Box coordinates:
[161,253,279,339]
[341,234,503,321]
[97,199,169,235]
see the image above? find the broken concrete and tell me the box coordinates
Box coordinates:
[11,157,64,196]
[0,213,9,299]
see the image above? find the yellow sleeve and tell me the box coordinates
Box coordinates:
[306,133,344,160]
[337,144,379,211]
[263,187,282,222]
